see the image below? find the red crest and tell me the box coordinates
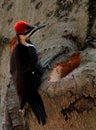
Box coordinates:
[14,21,29,34]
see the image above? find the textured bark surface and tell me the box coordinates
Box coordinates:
[0,0,96,130]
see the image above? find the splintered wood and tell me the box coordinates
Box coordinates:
[48,53,81,82]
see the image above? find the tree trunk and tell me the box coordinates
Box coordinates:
[0,0,96,130]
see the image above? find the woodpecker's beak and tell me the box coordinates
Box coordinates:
[25,25,46,38]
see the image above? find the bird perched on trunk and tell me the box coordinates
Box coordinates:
[10,21,47,125]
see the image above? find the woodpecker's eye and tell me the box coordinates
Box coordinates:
[23,26,34,35]
[27,25,34,30]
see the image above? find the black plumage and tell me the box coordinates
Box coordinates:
[10,41,47,125]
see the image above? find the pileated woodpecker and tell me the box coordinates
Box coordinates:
[10,21,47,125]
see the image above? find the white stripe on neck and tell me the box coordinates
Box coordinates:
[25,43,35,47]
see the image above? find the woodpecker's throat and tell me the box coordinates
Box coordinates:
[19,34,29,46]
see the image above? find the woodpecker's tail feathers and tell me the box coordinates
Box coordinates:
[27,91,47,125]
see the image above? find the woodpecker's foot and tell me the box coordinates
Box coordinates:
[19,109,26,117]
[46,64,51,70]
[43,64,51,70]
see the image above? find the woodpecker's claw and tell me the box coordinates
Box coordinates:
[19,109,25,117]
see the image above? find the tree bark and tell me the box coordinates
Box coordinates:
[1,0,96,130]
